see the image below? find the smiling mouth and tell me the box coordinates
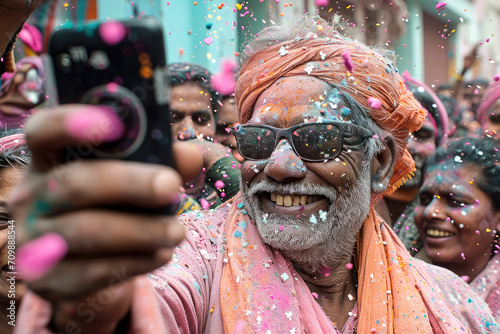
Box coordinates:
[269,193,326,207]
[425,229,455,238]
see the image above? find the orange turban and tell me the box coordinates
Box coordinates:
[235,24,425,196]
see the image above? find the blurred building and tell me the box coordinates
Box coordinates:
[31,0,499,85]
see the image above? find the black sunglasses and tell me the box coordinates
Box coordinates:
[230,121,373,162]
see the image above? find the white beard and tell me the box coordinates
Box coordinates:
[241,165,372,274]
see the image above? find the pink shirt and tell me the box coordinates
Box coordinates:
[16,203,498,333]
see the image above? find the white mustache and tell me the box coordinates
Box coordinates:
[246,179,337,203]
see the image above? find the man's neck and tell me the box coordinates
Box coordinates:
[294,263,357,330]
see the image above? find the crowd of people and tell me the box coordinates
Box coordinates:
[0,0,499,333]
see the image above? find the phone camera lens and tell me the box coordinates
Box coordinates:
[79,84,147,159]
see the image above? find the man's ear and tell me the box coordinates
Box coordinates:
[370,135,397,194]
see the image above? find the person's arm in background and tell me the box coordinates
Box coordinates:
[191,139,241,203]
[452,44,479,100]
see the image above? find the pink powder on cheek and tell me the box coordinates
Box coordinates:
[17,233,68,281]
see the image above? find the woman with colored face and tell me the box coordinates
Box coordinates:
[415,137,500,321]
[0,133,29,333]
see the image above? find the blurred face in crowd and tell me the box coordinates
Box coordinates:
[215,97,238,149]
[462,84,486,114]
[0,62,45,128]
[402,117,436,189]
[482,100,500,139]
[415,161,500,276]
[240,76,378,266]
[170,82,215,141]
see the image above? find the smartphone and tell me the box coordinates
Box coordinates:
[46,17,173,168]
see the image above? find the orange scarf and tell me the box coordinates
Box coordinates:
[221,195,469,333]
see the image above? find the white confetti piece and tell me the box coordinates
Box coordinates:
[305,63,314,75]
[279,46,289,56]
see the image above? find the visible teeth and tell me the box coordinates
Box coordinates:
[299,195,307,205]
[270,193,322,206]
[276,194,284,206]
[426,229,454,237]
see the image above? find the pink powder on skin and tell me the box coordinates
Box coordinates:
[64,106,125,142]
[17,233,68,281]
[99,21,127,45]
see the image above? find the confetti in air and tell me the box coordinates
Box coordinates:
[435,2,447,11]
[341,51,353,72]
[367,97,382,109]
[315,0,329,6]
[200,198,210,210]
[204,37,213,45]
[99,21,127,45]
[215,180,225,189]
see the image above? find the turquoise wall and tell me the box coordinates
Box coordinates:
[97,0,238,74]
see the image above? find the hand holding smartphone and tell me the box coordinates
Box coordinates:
[47,17,174,167]
[13,18,187,331]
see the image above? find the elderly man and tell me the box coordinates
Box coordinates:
[14,17,497,333]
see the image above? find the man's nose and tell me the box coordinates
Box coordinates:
[176,119,197,141]
[264,139,307,182]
